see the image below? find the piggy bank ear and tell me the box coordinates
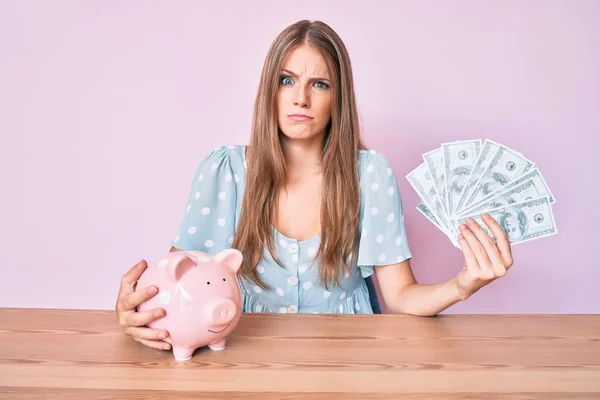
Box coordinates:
[165,252,196,282]
[213,249,243,274]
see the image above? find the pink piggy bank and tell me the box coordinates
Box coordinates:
[136,249,243,361]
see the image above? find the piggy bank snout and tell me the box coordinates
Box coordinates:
[204,298,238,326]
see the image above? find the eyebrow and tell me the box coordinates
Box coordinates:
[281,69,330,83]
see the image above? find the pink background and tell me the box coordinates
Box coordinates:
[1,1,598,313]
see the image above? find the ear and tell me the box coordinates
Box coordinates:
[165,252,196,282]
[213,249,243,274]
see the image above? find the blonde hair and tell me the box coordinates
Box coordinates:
[233,20,367,290]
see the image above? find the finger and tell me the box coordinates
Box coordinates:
[133,337,172,351]
[466,216,506,276]
[482,213,514,270]
[459,222,493,277]
[457,233,480,278]
[126,326,170,341]
[120,285,159,312]
[120,260,148,294]
[124,307,166,328]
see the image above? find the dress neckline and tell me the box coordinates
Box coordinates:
[240,145,322,245]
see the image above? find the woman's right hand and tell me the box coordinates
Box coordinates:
[115,260,171,351]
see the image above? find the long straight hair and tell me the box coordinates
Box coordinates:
[233,20,367,290]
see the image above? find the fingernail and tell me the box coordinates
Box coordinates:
[149,287,157,295]
[467,217,475,223]
[459,224,466,230]
[457,234,464,240]
[159,332,167,339]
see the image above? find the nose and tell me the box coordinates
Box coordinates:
[205,298,237,326]
[294,86,310,108]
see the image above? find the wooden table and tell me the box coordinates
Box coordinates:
[0,308,599,399]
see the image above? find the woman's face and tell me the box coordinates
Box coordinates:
[276,44,332,142]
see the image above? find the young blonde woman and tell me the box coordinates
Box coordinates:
[115,20,514,351]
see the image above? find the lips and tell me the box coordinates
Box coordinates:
[288,114,313,121]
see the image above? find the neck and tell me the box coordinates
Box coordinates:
[280,134,324,178]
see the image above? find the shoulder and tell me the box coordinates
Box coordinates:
[202,144,246,164]
[195,144,247,176]
[358,148,395,180]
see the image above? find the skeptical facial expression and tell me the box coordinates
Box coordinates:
[276,44,332,141]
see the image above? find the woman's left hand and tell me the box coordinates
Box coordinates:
[455,213,514,300]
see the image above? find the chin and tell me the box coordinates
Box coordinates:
[280,126,323,140]
[280,129,313,140]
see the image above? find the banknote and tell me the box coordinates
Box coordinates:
[454,196,558,245]
[406,139,557,249]
[457,168,555,217]
[422,148,448,215]
[453,139,501,215]
[458,144,535,213]
[442,139,482,217]
[406,162,457,238]
[417,202,460,249]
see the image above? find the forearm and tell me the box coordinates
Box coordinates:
[388,277,467,316]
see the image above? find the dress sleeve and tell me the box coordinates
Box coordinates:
[356,150,413,278]
[170,146,237,254]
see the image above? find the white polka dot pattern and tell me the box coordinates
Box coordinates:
[169,145,412,315]
[356,148,412,275]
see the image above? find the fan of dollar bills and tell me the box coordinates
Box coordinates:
[406,139,558,249]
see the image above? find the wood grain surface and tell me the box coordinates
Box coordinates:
[0,308,599,399]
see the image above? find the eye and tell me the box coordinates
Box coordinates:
[314,81,329,89]
[280,75,294,85]
[206,282,211,285]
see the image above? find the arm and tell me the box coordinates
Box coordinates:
[375,213,514,316]
[375,259,464,316]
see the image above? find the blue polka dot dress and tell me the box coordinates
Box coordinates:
[170,145,412,314]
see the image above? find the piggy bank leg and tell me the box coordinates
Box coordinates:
[172,346,195,361]
[208,339,226,351]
